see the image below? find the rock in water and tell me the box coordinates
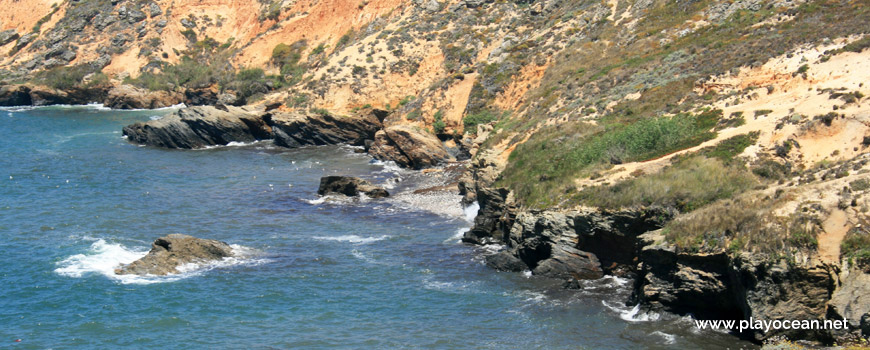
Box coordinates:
[115,234,234,276]
[368,125,452,169]
[122,105,272,148]
[317,176,389,198]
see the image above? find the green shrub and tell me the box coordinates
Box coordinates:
[181,29,197,43]
[842,225,870,267]
[35,65,97,90]
[500,111,720,207]
[463,110,498,131]
[698,132,758,163]
[432,110,446,133]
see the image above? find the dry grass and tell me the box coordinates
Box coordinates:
[663,190,822,255]
[573,156,758,212]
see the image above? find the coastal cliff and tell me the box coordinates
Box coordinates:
[5,0,870,345]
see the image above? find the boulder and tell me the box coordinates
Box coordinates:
[531,244,603,280]
[368,125,452,169]
[104,85,182,109]
[122,105,272,148]
[485,251,527,272]
[114,234,234,276]
[317,176,389,198]
[270,110,382,148]
[12,33,37,52]
[0,29,19,46]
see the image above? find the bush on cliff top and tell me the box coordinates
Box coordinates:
[663,193,821,255]
[574,156,758,212]
[500,110,720,208]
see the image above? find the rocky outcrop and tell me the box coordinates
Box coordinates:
[462,187,514,245]
[317,176,389,198]
[0,85,32,106]
[827,267,870,337]
[633,230,839,342]
[122,105,272,148]
[104,85,182,109]
[121,106,400,157]
[464,184,672,280]
[0,29,19,46]
[0,83,108,106]
[368,125,452,169]
[114,234,234,276]
[271,110,384,148]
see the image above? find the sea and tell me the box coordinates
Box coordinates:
[0,105,755,349]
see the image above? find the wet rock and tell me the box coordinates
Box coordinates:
[317,176,389,198]
[114,234,234,276]
[122,105,272,148]
[0,85,32,106]
[270,109,382,148]
[462,187,513,245]
[368,125,452,169]
[28,85,70,105]
[531,244,603,280]
[104,85,183,109]
[0,29,19,46]
[485,251,527,272]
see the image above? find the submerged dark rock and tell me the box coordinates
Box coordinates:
[115,234,234,276]
[317,176,389,198]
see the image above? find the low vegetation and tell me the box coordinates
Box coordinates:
[574,156,758,212]
[500,110,721,208]
[663,193,821,256]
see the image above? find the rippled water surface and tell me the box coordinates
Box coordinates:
[0,106,755,349]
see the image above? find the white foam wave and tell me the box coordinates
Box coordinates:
[463,202,479,223]
[372,159,405,175]
[313,235,391,244]
[54,239,264,285]
[443,228,467,244]
[651,331,677,345]
[602,302,661,322]
[149,115,163,121]
[199,141,263,150]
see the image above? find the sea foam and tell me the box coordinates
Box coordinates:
[54,239,263,284]
[313,235,391,244]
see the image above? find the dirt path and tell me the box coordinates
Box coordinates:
[818,209,850,263]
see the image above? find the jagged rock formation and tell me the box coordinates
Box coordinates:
[104,85,182,109]
[115,234,234,276]
[122,105,272,148]
[122,106,450,169]
[368,125,452,169]
[317,176,389,198]
[271,110,385,148]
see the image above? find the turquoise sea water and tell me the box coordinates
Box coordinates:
[0,106,754,349]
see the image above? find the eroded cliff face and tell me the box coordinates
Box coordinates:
[463,151,870,344]
[6,0,870,344]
